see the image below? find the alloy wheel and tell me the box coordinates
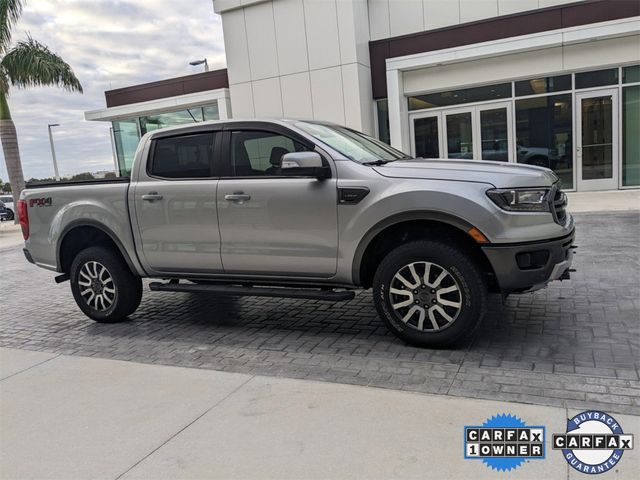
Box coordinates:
[77,261,116,311]
[389,261,462,332]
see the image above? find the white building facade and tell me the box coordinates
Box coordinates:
[214,0,639,191]
[88,0,639,191]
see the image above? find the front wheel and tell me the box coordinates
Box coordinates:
[373,240,487,348]
[70,246,142,322]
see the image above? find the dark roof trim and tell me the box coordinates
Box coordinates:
[105,69,229,107]
[369,0,639,99]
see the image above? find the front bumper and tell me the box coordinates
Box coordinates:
[481,229,575,294]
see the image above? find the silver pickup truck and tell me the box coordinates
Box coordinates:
[19,119,574,347]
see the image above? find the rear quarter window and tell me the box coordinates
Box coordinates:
[149,133,214,179]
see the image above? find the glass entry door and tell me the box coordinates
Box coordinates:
[411,112,444,159]
[576,89,618,191]
[411,102,513,161]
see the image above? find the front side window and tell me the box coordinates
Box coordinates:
[150,132,214,178]
[294,122,408,163]
[230,131,307,176]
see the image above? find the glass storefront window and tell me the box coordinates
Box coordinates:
[515,75,571,96]
[623,65,640,84]
[515,94,573,189]
[203,104,220,121]
[480,108,509,162]
[140,108,203,134]
[446,112,474,159]
[376,99,391,145]
[575,68,618,89]
[623,85,640,186]
[414,116,439,158]
[408,83,511,111]
[112,119,140,176]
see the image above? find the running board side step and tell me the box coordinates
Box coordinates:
[149,282,355,301]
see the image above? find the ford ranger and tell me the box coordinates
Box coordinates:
[19,119,574,347]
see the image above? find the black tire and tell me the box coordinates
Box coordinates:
[373,240,487,348]
[70,246,142,323]
[5,209,14,221]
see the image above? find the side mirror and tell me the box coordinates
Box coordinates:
[280,152,330,180]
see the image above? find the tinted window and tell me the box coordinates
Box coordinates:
[408,83,511,111]
[230,131,307,176]
[575,68,618,89]
[515,75,571,96]
[150,133,214,178]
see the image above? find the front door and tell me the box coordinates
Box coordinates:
[411,101,513,161]
[217,128,338,277]
[576,89,619,191]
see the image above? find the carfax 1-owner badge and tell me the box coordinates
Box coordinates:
[553,410,634,474]
[464,413,545,472]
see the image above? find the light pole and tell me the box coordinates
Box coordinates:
[48,123,61,180]
[189,58,209,72]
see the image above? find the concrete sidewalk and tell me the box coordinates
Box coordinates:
[0,222,22,250]
[1,348,637,480]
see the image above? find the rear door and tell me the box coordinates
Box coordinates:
[216,125,338,277]
[132,128,222,274]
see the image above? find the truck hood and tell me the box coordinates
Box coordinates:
[373,158,558,188]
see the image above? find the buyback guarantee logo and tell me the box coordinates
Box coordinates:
[464,414,545,472]
[553,410,634,474]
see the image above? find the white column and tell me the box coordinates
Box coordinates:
[218,91,232,119]
[386,68,409,153]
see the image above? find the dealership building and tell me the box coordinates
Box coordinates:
[85,0,640,191]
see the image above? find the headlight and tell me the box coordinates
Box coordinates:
[486,188,551,212]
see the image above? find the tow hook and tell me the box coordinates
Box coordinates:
[559,268,576,281]
[54,273,70,284]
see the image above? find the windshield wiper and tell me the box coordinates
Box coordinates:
[362,159,397,166]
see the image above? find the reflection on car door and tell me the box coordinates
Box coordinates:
[217,128,339,277]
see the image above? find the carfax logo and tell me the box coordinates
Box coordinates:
[553,410,634,475]
[464,413,545,472]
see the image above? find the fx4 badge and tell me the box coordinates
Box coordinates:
[29,197,52,207]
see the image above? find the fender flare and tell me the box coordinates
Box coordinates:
[56,219,142,275]
[351,210,476,285]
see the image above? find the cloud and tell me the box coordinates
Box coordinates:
[0,0,226,181]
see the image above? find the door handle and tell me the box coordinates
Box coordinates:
[224,192,251,203]
[142,192,163,202]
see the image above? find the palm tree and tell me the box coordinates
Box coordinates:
[1,0,82,221]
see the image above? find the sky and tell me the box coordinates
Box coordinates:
[0,0,226,182]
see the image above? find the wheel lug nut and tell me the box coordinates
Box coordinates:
[432,299,437,304]
[421,285,426,289]
[415,300,419,304]
[431,289,436,293]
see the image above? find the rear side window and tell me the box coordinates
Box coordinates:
[150,133,214,178]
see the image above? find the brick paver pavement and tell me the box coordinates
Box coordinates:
[1,211,638,414]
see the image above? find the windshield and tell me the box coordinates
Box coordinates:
[294,121,410,164]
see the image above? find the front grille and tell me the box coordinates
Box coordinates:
[551,187,567,225]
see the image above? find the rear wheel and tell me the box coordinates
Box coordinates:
[70,246,142,322]
[5,209,14,221]
[373,240,487,348]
